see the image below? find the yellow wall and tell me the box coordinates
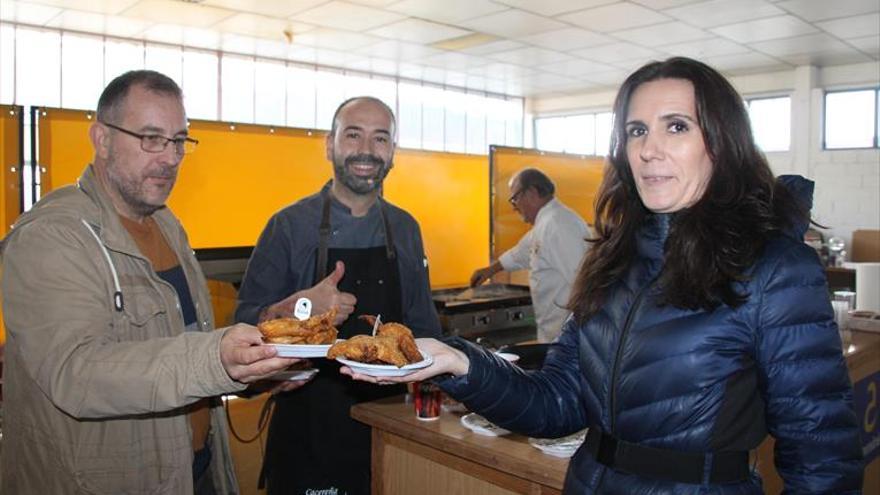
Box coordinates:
[36,108,488,288]
[490,146,605,261]
[1,105,23,345]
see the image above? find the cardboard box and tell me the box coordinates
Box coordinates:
[852,229,880,262]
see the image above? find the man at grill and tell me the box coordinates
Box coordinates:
[470,168,590,343]
[235,96,441,495]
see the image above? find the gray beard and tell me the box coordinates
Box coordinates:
[105,155,165,217]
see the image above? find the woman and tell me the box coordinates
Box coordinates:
[343,57,864,493]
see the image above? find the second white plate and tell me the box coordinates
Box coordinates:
[266,341,336,358]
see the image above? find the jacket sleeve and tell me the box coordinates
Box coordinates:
[436,318,589,438]
[754,242,863,493]
[235,212,296,325]
[2,220,244,419]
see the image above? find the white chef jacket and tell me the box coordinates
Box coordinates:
[499,198,590,343]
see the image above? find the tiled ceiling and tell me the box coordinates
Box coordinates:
[1,0,878,98]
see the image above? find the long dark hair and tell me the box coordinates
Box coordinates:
[568,57,807,321]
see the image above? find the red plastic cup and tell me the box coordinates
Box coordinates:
[413,381,442,421]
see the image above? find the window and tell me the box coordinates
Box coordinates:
[1,24,15,104]
[534,111,611,155]
[746,96,790,152]
[254,59,286,126]
[183,49,218,121]
[824,88,879,149]
[61,33,104,111]
[15,27,60,107]
[220,54,254,123]
[0,24,526,154]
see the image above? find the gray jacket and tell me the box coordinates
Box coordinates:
[1,165,244,494]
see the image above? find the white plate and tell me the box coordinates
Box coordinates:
[268,368,319,381]
[336,353,433,377]
[266,341,337,358]
[460,413,510,437]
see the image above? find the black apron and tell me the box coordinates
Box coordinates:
[262,189,405,495]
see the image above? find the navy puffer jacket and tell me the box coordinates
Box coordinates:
[438,178,863,494]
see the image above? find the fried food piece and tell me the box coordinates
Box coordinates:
[259,308,338,344]
[327,334,410,367]
[376,323,423,364]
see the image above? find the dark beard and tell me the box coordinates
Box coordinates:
[333,153,392,195]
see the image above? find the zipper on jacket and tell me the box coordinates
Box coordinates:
[609,279,654,434]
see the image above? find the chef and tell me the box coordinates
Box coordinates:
[470,168,590,343]
[235,96,441,495]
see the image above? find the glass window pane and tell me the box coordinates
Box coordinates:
[422,85,445,152]
[15,27,60,107]
[397,82,422,149]
[1,24,15,104]
[254,59,286,126]
[344,74,396,113]
[61,32,104,111]
[466,92,487,155]
[105,38,143,86]
[286,65,316,129]
[145,44,182,87]
[221,54,254,123]
[747,96,790,152]
[486,97,506,148]
[595,112,613,156]
[505,99,523,147]
[535,117,566,152]
[182,49,218,121]
[315,69,345,130]
[444,89,466,153]
[564,114,594,155]
[825,90,876,149]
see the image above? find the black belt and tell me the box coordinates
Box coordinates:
[585,428,750,485]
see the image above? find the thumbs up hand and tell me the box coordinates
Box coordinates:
[258,261,356,326]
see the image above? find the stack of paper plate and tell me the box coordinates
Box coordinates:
[528,429,588,458]
[460,413,511,437]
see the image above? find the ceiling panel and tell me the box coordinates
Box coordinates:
[612,21,710,47]
[458,39,526,55]
[45,10,149,38]
[294,28,383,50]
[665,0,783,28]
[354,39,442,60]
[386,0,508,24]
[419,51,485,70]
[538,58,618,77]
[20,0,138,15]
[1,1,61,24]
[203,0,327,17]
[711,15,818,43]
[492,0,615,17]
[704,51,789,73]
[290,1,405,31]
[517,27,612,51]
[816,14,880,40]
[753,33,858,57]
[214,13,314,40]
[489,46,574,66]
[121,0,234,28]
[776,0,879,22]
[846,35,880,57]
[561,3,670,33]
[368,18,472,44]
[573,42,663,64]
[662,38,749,60]
[458,9,568,38]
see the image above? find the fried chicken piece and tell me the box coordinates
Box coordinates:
[258,308,338,344]
[327,334,410,367]
[376,323,423,364]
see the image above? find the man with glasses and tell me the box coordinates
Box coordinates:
[470,168,590,343]
[1,70,298,495]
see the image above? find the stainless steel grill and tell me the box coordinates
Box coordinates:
[432,284,535,346]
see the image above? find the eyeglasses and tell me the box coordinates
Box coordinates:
[508,187,527,206]
[100,121,198,155]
